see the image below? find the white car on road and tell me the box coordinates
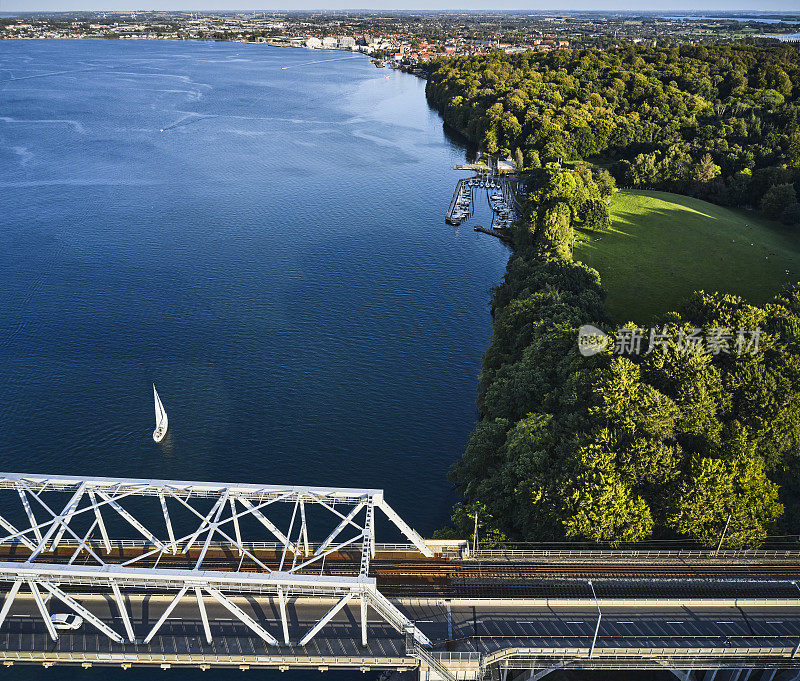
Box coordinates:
[50,614,83,630]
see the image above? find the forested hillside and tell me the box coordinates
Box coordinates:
[428,45,800,546]
[440,164,800,547]
[426,43,800,223]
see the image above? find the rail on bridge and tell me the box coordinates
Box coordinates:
[0,471,799,678]
[0,471,436,654]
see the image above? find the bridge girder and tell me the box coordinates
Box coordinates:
[0,472,433,648]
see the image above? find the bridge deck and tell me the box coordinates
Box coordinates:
[0,594,799,669]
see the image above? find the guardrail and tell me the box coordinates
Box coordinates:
[0,651,417,670]
[412,645,458,681]
[474,548,800,560]
[431,652,482,663]
[483,646,796,666]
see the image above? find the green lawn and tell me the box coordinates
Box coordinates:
[573,189,800,324]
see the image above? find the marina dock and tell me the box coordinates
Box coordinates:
[445,178,472,225]
[445,175,520,230]
[474,225,512,242]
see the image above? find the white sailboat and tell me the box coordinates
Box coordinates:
[152,384,168,443]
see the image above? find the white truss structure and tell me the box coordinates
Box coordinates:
[0,472,434,648]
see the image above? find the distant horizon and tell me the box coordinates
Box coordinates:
[3,4,799,14]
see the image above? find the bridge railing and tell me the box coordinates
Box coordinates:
[474,548,800,560]
[482,645,797,666]
[13,539,439,554]
[430,652,482,662]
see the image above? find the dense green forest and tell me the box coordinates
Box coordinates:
[439,163,800,547]
[428,44,800,546]
[426,43,800,223]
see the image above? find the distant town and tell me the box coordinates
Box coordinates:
[2,10,800,66]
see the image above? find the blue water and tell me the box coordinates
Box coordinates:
[0,37,510,679]
[0,38,509,529]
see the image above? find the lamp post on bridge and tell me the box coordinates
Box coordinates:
[588,579,601,659]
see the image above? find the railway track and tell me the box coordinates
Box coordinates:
[0,549,796,582]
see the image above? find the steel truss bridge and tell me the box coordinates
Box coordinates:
[0,471,798,681]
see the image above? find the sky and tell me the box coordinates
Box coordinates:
[2,1,800,11]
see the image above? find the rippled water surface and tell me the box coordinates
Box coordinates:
[0,39,509,546]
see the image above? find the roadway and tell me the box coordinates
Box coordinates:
[0,593,799,659]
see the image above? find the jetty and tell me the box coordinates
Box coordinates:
[474,225,512,242]
[445,173,523,230]
[445,178,473,225]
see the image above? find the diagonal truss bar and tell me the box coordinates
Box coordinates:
[229,498,242,556]
[95,490,166,551]
[308,494,367,532]
[195,587,212,644]
[68,518,98,565]
[144,586,188,644]
[315,501,365,556]
[21,481,106,565]
[184,489,228,554]
[17,489,42,544]
[40,581,125,643]
[277,587,290,645]
[28,580,58,641]
[88,490,112,554]
[299,498,310,557]
[376,498,433,557]
[299,592,354,646]
[111,581,135,643]
[162,492,274,573]
[280,495,301,572]
[360,594,368,646]
[366,587,432,646]
[3,481,147,555]
[0,563,432,648]
[238,497,296,553]
[159,492,177,554]
[287,532,362,574]
[194,489,230,569]
[0,513,37,552]
[206,588,279,645]
[0,580,22,629]
[50,482,87,551]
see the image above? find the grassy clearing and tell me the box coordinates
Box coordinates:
[573,189,800,324]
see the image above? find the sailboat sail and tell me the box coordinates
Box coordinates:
[154,385,165,424]
[152,384,168,442]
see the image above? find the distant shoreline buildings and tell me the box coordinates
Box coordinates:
[1,18,572,63]
[3,10,796,57]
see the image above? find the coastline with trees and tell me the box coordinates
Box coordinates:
[427,43,800,548]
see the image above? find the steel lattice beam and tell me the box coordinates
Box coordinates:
[0,472,434,649]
